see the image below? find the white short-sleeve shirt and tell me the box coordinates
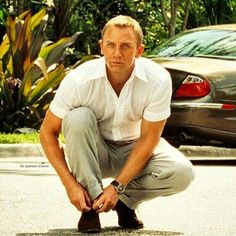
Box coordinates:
[50,57,172,141]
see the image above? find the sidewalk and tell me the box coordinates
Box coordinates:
[0,143,236,159]
[1,143,235,175]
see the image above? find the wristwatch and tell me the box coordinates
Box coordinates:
[111,180,126,194]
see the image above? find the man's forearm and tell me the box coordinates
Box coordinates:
[115,136,160,186]
[115,119,167,186]
[39,129,75,187]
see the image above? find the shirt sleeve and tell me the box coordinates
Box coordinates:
[49,73,81,119]
[143,71,172,122]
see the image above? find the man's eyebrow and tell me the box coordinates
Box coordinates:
[104,40,133,45]
[104,40,114,43]
[121,42,133,45]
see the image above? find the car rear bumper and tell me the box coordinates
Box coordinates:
[171,102,236,111]
[164,102,236,146]
[164,124,236,140]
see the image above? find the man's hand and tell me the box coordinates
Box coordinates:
[65,179,92,212]
[92,185,119,213]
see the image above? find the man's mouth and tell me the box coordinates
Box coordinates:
[111,61,123,65]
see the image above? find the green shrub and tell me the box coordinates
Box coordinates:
[0,8,80,133]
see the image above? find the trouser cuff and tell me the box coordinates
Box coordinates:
[119,194,139,209]
[87,183,103,201]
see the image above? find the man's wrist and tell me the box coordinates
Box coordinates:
[110,180,126,194]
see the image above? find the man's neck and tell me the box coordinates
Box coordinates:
[106,65,134,85]
[106,67,134,96]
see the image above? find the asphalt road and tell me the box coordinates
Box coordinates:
[1,160,236,236]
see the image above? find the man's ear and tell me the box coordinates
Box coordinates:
[98,39,104,55]
[136,44,144,58]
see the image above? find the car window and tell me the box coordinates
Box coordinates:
[152,29,236,58]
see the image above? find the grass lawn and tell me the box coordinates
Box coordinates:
[0,133,40,144]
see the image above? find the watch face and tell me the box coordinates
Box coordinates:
[111,180,125,194]
[117,185,125,194]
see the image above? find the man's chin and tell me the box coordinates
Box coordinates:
[108,65,125,73]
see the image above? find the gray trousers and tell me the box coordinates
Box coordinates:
[62,107,195,209]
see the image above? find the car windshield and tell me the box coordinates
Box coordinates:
[152,29,236,58]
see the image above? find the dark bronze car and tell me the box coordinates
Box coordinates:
[149,24,236,147]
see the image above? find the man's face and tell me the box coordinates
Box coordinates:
[100,25,144,75]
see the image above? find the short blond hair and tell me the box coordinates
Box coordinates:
[101,15,144,45]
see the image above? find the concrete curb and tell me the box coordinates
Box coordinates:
[0,144,45,158]
[0,143,235,159]
[179,145,236,158]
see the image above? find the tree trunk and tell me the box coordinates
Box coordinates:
[182,0,192,31]
[169,0,180,37]
[160,0,181,38]
[160,0,169,27]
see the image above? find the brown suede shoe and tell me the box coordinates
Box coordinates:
[114,200,144,229]
[77,209,101,233]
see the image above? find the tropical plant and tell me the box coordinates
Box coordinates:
[0,5,7,41]
[0,8,80,133]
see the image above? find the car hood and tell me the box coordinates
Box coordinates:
[151,56,236,75]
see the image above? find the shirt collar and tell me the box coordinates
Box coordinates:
[133,58,148,82]
[89,57,107,80]
[90,56,148,82]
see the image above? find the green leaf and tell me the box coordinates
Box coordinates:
[16,13,31,51]
[28,64,66,104]
[6,56,13,75]
[30,8,47,31]
[29,13,48,62]
[18,10,31,20]
[39,31,81,66]
[35,91,56,111]
[0,6,7,26]
[16,14,32,76]
[17,56,48,106]
[6,17,16,51]
[34,57,48,80]
[12,48,24,79]
[0,73,15,110]
[0,36,10,60]
[18,62,34,103]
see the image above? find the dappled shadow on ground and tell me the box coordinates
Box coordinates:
[17,227,183,236]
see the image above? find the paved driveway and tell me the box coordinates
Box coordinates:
[0,161,236,236]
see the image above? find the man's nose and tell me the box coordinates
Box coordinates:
[114,46,122,57]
